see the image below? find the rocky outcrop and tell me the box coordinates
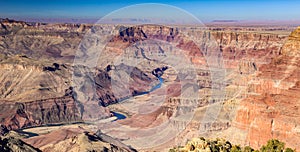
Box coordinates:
[0,135,41,152]
[95,130,137,152]
[23,128,137,152]
[0,127,137,152]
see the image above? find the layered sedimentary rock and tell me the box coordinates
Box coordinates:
[234,27,300,149]
[0,55,71,102]
[0,96,81,130]
[0,54,84,129]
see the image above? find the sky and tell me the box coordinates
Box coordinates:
[0,0,300,22]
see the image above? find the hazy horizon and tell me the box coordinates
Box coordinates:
[1,0,300,24]
[2,17,300,26]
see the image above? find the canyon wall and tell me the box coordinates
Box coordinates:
[0,96,81,130]
[234,27,300,149]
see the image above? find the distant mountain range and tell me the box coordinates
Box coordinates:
[3,17,300,26]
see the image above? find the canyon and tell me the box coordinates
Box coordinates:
[0,18,299,151]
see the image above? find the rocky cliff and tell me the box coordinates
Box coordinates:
[0,96,81,130]
[234,27,300,149]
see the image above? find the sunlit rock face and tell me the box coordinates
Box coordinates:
[235,27,300,150]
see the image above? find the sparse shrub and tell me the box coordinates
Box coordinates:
[284,148,295,152]
[244,146,254,152]
[169,148,176,152]
[260,139,285,152]
[231,145,242,152]
[170,138,295,152]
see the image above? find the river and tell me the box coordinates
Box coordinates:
[112,77,164,120]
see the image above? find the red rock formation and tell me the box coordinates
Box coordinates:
[235,27,300,150]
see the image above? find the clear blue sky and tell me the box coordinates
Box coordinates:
[0,0,299,21]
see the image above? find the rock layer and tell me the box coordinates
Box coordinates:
[235,27,300,149]
[0,96,81,130]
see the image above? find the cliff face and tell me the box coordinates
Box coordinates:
[235,27,300,149]
[0,96,81,130]
[213,31,286,66]
[0,55,71,102]
[0,54,85,129]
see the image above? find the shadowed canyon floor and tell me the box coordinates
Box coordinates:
[0,18,299,151]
